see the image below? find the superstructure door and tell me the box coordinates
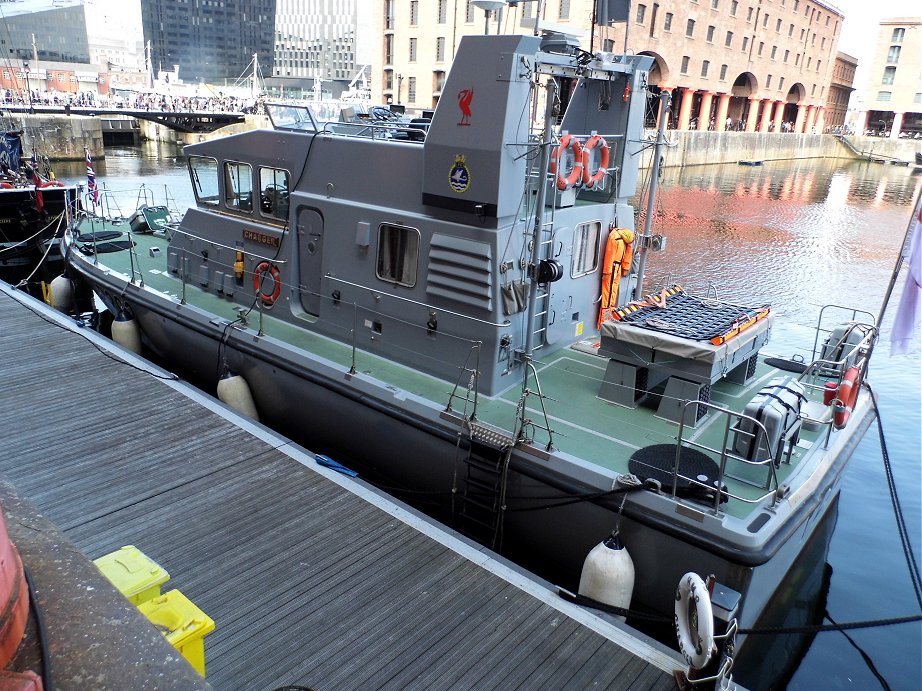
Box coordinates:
[297,208,324,317]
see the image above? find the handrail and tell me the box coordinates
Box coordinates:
[675,400,785,516]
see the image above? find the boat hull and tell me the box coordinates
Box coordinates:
[75,262,870,647]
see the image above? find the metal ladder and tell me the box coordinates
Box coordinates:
[456,422,514,551]
[529,219,556,351]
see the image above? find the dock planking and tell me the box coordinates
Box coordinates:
[0,286,682,690]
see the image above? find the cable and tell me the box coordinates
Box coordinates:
[24,566,54,691]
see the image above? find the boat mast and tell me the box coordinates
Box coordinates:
[633,91,670,300]
[522,77,558,361]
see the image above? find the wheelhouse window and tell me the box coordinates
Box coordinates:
[188,156,219,206]
[376,224,419,287]
[571,221,601,277]
[259,167,290,221]
[224,162,253,212]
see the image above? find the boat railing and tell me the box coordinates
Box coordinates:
[319,119,429,142]
[675,400,787,516]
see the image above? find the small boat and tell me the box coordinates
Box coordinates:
[63,33,885,680]
[128,204,173,234]
[0,135,79,298]
[738,159,764,166]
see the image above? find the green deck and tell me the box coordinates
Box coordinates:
[71,220,828,520]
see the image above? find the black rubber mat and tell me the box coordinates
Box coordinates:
[629,444,727,503]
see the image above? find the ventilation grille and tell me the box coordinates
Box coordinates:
[426,234,493,311]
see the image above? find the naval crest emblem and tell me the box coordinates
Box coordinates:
[449,154,471,193]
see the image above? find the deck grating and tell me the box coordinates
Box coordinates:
[0,287,679,690]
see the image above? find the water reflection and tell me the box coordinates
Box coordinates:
[639,159,921,333]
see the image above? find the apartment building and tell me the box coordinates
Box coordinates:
[857,17,921,138]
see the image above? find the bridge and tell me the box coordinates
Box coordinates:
[1,104,246,133]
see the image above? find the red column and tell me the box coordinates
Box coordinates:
[745,97,760,132]
[715,93,730,132]
[677,88,695,130]
[697,91,714,130]
[793,104,807,134]
[805,105,817,133]
[758,98,773,132]
[772,100,785,133]
[815,107,826,133]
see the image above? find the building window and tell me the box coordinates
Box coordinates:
[795,53,800,66]
[888,45,901,63]
[766,74,772,88]
[377,224,419,287]
[758,41,764,56]
[664,12,673,30]
[686,19,695,37]
[408,76,416,102]
[914,93,922,104]
[707,25,715,42]
[779,77,784,90]
[891,28,905,43]
[571,222,601,277]
[742,36,749,51]
[789,23,794,37]
[711,0,719,7]
[725,31,733,47]
[747,6,753,22]
[776,18,781,31]
[681,55,690,74]
[559,0,571,18]
[438,0,447,23]
[410,0,418,25]
[409,38,417,62]
[730,0,737,16]
[701,60,710,77]
[770,45,777,59]
[807,56,811,68]
[816,59,821,72]
[784,49,789,62]
[877,91,891,102]
[720,64,728,80]
[384,34,393,64]
[465,0,474,22]
[385,0,394,29]
[882,66,896,85]
[436,37,445,62]
[794,0,799,8]
[762,13,768,28]
[636,4,646,23]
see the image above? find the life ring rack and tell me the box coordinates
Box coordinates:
[582,135,610,188]
[832,366,861,430]
[550,134,584,191]
[675,572,715,670]
[253,261,282,307]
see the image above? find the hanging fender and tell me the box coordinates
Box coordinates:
[832,366,861,430]
[253,261,282,307]
[550,134,583,191]
[581,135,610,188]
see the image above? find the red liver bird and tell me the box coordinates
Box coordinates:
[458,89,473,125]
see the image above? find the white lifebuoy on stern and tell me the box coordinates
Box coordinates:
[675,572,715,670]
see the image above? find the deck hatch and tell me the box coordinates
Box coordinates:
[426,234,493,310]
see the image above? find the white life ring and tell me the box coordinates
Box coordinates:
[674,572,715,670]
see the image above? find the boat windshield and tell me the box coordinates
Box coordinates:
[265,103,319,132]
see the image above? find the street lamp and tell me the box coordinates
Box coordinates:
[471,1,505,35]
[396,73,403,105]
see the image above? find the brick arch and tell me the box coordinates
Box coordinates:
[637,50,669,87]
[731,72,758,97]
[785,83,806,104]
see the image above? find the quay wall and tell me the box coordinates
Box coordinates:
[17,111,920,168]
[14,114,104,162]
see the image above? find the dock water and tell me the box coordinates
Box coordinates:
[0,284,683,690]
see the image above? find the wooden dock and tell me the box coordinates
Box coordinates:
[0,284,684,690]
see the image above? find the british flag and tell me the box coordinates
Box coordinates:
[86,149,99,205]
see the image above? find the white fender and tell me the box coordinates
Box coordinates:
[111,311,142,354]
[577,532,635,621]
[675,572,715,670]
[48,275,74,311]
[217,370,260,421]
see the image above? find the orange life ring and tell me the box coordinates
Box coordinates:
[253,261,282,307]
[36,180,64,188]
[832,366,860,430]
[582,135,610,188]
[550,134,583,191]
[0,182,12,189]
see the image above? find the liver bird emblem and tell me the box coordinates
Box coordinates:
[458,89,473,126]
